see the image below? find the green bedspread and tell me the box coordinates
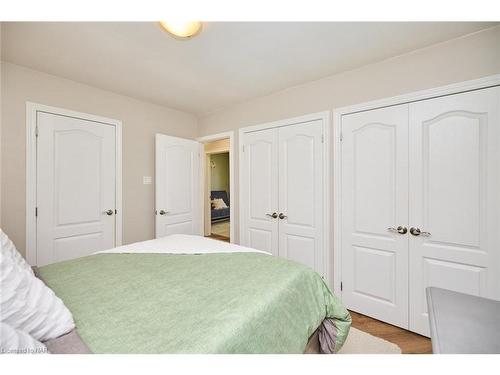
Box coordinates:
[39,252,351,353]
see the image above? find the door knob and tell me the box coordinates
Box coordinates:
[266,212,278,219]
[104,209,114,216]
[159,210,169,216]
[278,213,287,220]
[409,227,431,236]
[387,226,407,234]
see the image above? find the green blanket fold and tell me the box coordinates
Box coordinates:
[39,252,351,353]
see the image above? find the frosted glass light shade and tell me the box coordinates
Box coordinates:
[159,21,202,39]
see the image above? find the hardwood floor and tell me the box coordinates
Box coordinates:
[211,220,230,238]
[207,233,230,242]
[349,311,432,354]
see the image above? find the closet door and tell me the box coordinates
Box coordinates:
[278,120,325,276]
[409,87,500,336]
[341,105,409,328]
[36,112,116,266]
[240,129,279,255]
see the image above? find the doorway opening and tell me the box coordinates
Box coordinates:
[204,139,230,242]
[196,133,234,243]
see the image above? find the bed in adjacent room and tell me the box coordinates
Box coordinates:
[3,232,351,354]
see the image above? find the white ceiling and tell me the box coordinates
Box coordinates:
[1,22,497,115]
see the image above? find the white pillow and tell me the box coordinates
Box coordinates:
[0,322,48,354]
[0,231,75,342]
[212,198,228,210]
[0,229,33,274]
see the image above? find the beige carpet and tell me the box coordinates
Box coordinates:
[338,328,402,354]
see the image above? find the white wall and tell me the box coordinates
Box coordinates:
[0,62,199,257]
[198,26,500,242]
[210,152,230,193]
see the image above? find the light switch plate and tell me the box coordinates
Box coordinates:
[143,176,152,185]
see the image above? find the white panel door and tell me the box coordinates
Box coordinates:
[36,112,116,266]
[409,87,500,336]
[341,105,409,328]
[155,134,201,238]
[278,121,325,275]
[240,128,279,255]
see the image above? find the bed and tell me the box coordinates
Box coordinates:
[211,190,230,222]
[37,235,351,354]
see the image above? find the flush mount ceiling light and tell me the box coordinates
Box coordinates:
[159,21,202,39]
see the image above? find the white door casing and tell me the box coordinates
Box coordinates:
[240,128,279,255]
[204,154,212,236]
[340,104,410,328]
[155,134,201,238]
[35,112,117,266]
[278,120,325,276]
[408,87,500,336]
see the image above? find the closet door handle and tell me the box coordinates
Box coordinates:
[159,210,169,216]
[104,209,114,216]
[278,213,287,220]
[410,227,431,237]
[266,212,278,219]
[387,226,407,234]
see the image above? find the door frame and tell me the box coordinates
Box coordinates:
[238,111,331,285]
[196,131,235,243]
[26,102,123,265]
[332,74,500,298]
